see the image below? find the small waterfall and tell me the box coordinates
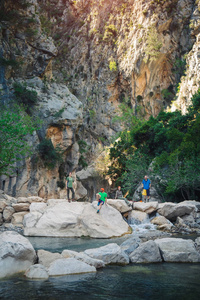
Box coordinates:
[128,214,157,234]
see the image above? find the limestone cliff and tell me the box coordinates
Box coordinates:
[0,0,200,199]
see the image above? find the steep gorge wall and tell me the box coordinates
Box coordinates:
[0,0,200,199]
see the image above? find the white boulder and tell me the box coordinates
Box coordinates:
[155,238,200,262]
[48,258,96,276]
[62,250,105,268]
[0,231,36,278]
[128,210,149,224]
[85,243,129,265]
[129,240,162,263]
[37,249,62,268]
[23,202,130,238]
[25,264,49,279]
[107,199,132,213]
[133,202,159,214]
[157,202,196,221]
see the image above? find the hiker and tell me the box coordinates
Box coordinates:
[96,188,107,213]
[115,186,132,207]
[66,172,75,202]
[142,175,151,203]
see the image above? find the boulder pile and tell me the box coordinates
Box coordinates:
[0,231,200,279]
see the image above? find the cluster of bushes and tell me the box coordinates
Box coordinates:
[108,91,200,201]
[37,138,63,170]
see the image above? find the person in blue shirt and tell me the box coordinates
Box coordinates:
[142,175,151,202]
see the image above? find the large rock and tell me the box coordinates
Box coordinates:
[133,202,159,214]
[107,199,132,213]
[0,200,7,212]
[0,231,36,278]
[12,203,30,212]
[3,206,15,222]
[17,196,45,204]
[29,202,47,213]
[157,202,196,221]
[23,202,130,238]
[84,243,129,265]
[25,264,49,279]
[120,237,141,255]
[151,216,172,226]
[48,258,96,276]
[11,211,28,226]
[155,238,200,262]
[62,250,105,269]
[37,249,62,268]
[129,240,162,263]
[128,210,149,225]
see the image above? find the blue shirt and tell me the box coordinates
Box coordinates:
[143,179,151,190]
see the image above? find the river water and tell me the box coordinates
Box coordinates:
[0,225,200,300]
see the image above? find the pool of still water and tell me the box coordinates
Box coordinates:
[0,233,200,300]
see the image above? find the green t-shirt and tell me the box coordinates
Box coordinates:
[99,192,107,202]
[66,176,74,188]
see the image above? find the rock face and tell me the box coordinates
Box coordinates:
[48,258,96,276]
[155,238,200,262]
[129,240,162,263]
[1,0,200,201]
[23,201,130,238]
[0,231,36,278]
[85,243,129,265]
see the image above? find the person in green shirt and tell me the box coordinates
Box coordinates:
[66,172,75,202]
[96,188,107,213]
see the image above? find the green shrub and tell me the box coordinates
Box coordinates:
[13,82,38,114]
[78,140,88,169]
[144,24,162,63]
[37,138,63,169]
[0,58,19,68]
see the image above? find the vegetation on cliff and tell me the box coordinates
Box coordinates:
[109,91,200,201]
[0,105,37,176]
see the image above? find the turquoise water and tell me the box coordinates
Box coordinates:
[0,236,200,300]
[0,263,200,300]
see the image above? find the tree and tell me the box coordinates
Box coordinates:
[0,105,37,175]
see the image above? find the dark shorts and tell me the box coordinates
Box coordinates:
[146,189,150,196]
[98,200,104,206]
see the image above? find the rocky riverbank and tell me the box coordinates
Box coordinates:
[1,190,200,237]
[0,231,200,279]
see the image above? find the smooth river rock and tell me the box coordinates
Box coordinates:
[120,237,141,255]
[128,210,149,224]
[84,243,129,265]
[0,231,36,278]
[155,238,200,262]
[107,199,132,213]
[133,202,159,214]
[129,240,162,263]
[48,258,96,276]
[62,250,105,269]
[37,250,62,268]
[23,201,130,238]
[25,264,49,279]
[157,202,196,221]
